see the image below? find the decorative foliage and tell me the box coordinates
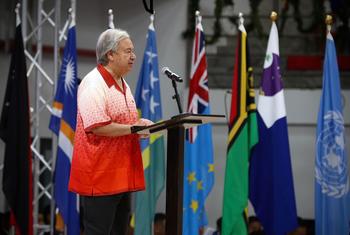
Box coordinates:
[245,0,264,38]
[182,0,234,44]
[184,0,349,52]
[331,0,350,54]
[182,0,200,39]
[183,0,265,43]
[279,0,325,35]
[206,0,234,44]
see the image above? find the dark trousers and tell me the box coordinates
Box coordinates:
[81,193,131,235]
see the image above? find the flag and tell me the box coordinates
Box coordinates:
[49,18,80,235]
[222,23,258,235]
[0,15,33,235]
[315,29,350,235]
[134,19,165,235]
[248,21,298,235]
[182,15,214,235]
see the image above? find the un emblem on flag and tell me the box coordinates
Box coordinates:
[316,111,349,198]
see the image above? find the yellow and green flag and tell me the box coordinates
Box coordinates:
[222,22,258,235]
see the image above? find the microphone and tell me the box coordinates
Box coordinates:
[161,67,183,82]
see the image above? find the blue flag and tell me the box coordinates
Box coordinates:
[315,31,350,235]
[249,21,298,235]
[183,15,214,235]
[134,20,165,235]
[49,19,80,235]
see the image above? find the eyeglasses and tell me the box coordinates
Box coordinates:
[112,48,135,56]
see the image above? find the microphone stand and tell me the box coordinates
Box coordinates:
[171,79,183,114]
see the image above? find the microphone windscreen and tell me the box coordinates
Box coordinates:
[161,67,169,74]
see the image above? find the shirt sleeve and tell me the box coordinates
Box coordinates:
[78,84,111,132]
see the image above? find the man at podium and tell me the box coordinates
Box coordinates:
[68,28,152,235]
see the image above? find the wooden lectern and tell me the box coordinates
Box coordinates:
[132,113,225,235]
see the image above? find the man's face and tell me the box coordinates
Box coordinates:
[108,37,136,76]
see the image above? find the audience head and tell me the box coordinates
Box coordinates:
[248,216,263,234]
[154,213,166,235]
[216,217,222,232]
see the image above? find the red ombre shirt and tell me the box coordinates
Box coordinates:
[68,64,145,196]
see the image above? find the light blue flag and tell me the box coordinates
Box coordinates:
[183,15,214,235]
[134,19,165,235]
[315,30,350,235]
[49,19,80,235]
[249,21,298,235]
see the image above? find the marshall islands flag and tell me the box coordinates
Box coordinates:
[49,17,80,235]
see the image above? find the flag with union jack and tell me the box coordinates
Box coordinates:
[182,13,214,235]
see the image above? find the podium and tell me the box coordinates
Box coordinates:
[132,113,225,235]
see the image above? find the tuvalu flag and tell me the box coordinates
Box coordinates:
[49,16,80,235]
[182,13,214,235]
[249,19,298,235]
[222,21,258,235]
[134,16,165,235]
[315,26,350,235]
[0,13,33,235]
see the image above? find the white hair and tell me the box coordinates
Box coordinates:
[96,28,130,65]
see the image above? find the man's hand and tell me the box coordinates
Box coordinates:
[134,118,154,138]
[135,118,154,126]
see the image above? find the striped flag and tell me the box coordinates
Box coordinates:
[222,22,258,235]
[49,17,80,235]
[248,20,298,235]
[134,18,165,235]
[315,28,350,235]
[182,14,214,234]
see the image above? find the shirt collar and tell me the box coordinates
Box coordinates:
[97,64,126,94]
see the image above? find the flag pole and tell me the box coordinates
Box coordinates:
[195,10,200,25]
[15,3,21,25]
[59,8,72,42]
[192,10,200,78]
[270,11,278,22]
[325,14,332,32]
[108,9,115,29]
[71,0,76,18]
[237,12,247,34]
[238,12,244,26]
[150,11,154,26]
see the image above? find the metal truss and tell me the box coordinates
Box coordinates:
[20,0,73,234]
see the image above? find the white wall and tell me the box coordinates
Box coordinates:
[183,89,350,227]
[0,0,350,229]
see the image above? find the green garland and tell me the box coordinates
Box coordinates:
[279,0,325,35]
[206,0,234,44]
[184,0,349,52]
[182,0,263,44]
[182,0,200,39]
[182,0,234,44]
[245,0,264,38]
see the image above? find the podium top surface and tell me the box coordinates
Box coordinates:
[131,113,225,134]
